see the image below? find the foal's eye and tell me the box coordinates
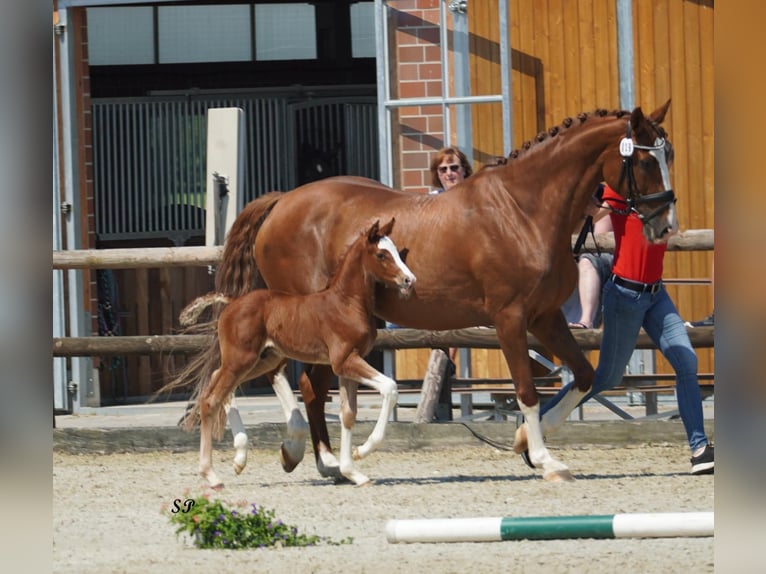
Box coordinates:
[376,253,386,260]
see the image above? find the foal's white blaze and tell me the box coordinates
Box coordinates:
[377,236,416,286]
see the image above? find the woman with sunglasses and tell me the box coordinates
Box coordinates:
[429,146,473,193]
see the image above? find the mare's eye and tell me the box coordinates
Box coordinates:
[639,158,653,171]
[376,253,386,260]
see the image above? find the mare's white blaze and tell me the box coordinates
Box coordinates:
[649,139,678,234]
[649,138,672,191]
[378,235,415,283]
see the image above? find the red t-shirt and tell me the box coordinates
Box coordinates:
[603,184,666,283]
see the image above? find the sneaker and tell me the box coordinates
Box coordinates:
[685,312,714,328]
[690,445,714,475]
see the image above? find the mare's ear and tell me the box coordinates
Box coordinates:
[367,219,381,243]
[399,247,409,263]
[629,106,646,134]
[378,217,395,237]
[648,99,671,125]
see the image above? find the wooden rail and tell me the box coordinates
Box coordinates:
[51,229,714,270]
[52,326,713,357]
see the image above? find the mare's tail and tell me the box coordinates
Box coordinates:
[215,191,284,297]
[156,192,284,436]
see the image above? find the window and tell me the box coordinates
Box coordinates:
[255,4,316,61]
[158,5,252,64]
[350,2,375,58]
[87,7,154,66]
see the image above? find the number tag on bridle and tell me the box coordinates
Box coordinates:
[619,137,634,157]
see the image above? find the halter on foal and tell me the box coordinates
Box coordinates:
[182,219,415,488]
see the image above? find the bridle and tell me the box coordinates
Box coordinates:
[611,122,676,224]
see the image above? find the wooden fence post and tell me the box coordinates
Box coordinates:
[415,349,451,423]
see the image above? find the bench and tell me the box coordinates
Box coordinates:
[325,372,715,423]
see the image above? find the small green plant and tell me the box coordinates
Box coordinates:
[164,494,353,549]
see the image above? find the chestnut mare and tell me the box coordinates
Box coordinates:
[168,219,415,488]
[210,102,677,482]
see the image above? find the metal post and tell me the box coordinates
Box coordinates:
[58,8,97,410]
[53,39,69,412]
[374,0,392,185]
[616,0,635,110]
[450,0,473,164]
[499,0,513,154]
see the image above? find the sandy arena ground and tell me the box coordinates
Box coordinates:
[53,436,714,574]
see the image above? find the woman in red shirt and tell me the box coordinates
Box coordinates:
[535,184,714,475]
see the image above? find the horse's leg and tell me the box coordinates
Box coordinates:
[494,308,574,481]
[513,310,594,454]
[225,393,249,475]
[201,340,275,487]
[334,355,398,484]
[351,368,398,461]
[298,364,341,477]
[269,363,309,473]
[199,365,243,489]
[337,376,370,486]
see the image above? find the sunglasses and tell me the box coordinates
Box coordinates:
[438,164,462,174]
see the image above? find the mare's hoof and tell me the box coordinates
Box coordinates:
[520,450,536,469]
[233,463,245,475]
[210,482,225,491]
[279,446,300,473]
[543,469,575,482]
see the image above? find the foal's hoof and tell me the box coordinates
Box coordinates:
[543,469,575,482]
[210,482,225,491]
[233,462,245,475]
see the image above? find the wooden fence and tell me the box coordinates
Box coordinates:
[53,229,714,406]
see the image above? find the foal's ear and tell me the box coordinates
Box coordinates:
[367,219,381,243]
[378,217,395,237]
[399,247,409,263]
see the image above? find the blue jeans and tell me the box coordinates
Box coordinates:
[542,277,709,452]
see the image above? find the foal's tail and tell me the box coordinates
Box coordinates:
[215,191,283,298]
[155,292,234,436]
[157,192,283,435]
[179,293,231,326]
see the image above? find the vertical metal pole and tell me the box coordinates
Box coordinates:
[451,1,473,165]
[499,0,513,155]
[616,0,635,110]
[439,2,451,148]
[52,33,69,412]
[374,0,392,186]
[375,0,395,378]
[59,8,97,410]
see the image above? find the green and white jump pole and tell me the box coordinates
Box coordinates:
[386,512,713,543]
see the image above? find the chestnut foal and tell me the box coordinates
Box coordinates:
[181,219,415,488]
